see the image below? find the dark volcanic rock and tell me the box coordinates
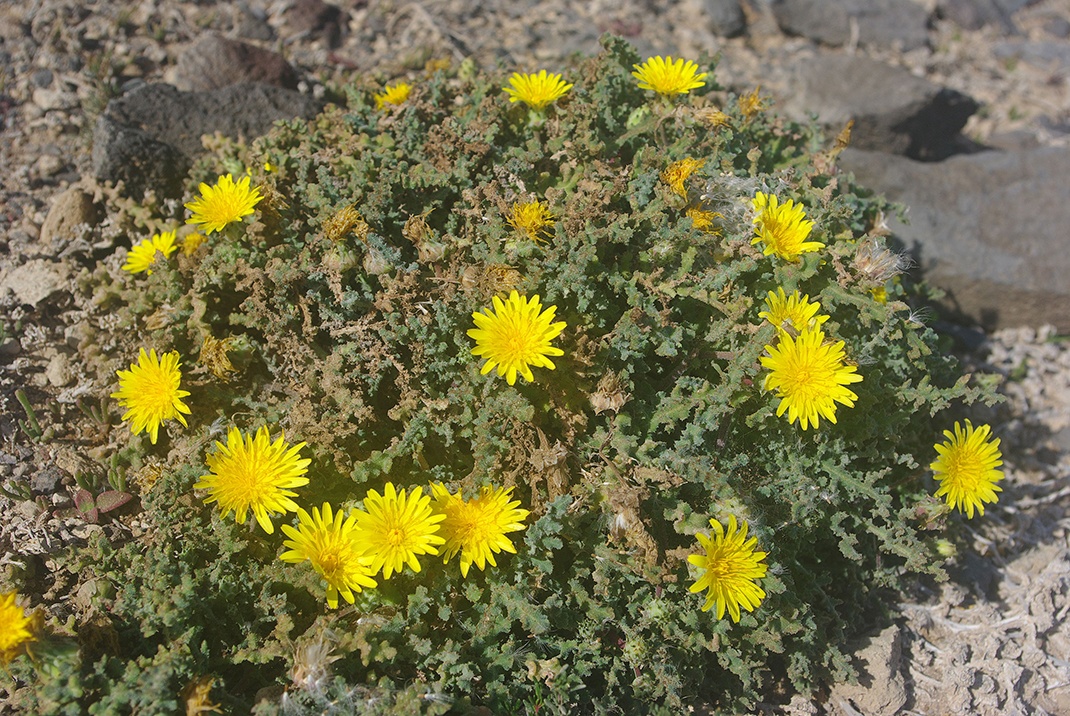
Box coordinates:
[784,54,979,160]
[703,0,746,37]
[839,146,1070,332]
[281,0,351,48]
[772,0,931,51]
[92,82,324,198]
[172,34,299,92]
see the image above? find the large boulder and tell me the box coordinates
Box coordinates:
[771,0,931,51]
[839,146,1070,332]
[783,53,979,160]
[92,82,324,199]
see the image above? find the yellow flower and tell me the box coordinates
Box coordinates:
[185,174,263,235]
[760,327,863,430]
[181,232,208,257]
[931,420,1005,518]
[632,56,707,97]
[375,82,412,110]
[688,515,768,622]
[431,484,530,578]
[685,206,723,234]
[502,70,573,110]
[507,200,555,242]
[111,348,191,444]
[281,503,378,608]
[759,287,830,332]
[468,290,566,385]
[353,483,444,579]
[122,230,178,275]
[195,426,311,534]
[751,192,824,260]
[0,590,35,665]
[661,158,705,198]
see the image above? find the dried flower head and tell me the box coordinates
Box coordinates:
[503,70,573,110]
[469,290,567,385]
[507,199,555,242]
[111,348,191,444]
[688,515,768,622]
[280,503,378,608]
[323,205,369,244]
[931,420,1004,518]
[122,230,178,275]
[199,334,235,380]
[759,287,830,333]
[737,87,767,120]
[698,108,731,128]
[180,676,222,716]
[195,426,310,534]
[375,82,412,110]
[685,206,723,234]
[661,158,706,198]
[760,327,863,430]
[751,191,824,261]
[432,484,530,577]
[185,174,263,235]
[290,631,342,692]
[0,590,35,665]
[461,264,522,297]
[632,56,707,97]
[353,483,445,579]
[854,238,910,284]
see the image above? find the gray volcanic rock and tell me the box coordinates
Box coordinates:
[280,0,351,48]
[784,54,979,160]
[171,34,299,92]
[937,0,1033,31]
[771,0,930,51]
[92,82,324,198]
[839,146,1070,332]
[703,0,746,37]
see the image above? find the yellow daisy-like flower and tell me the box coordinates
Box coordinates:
[111,348,191,444]
[661,157,705,198]
[122,230,178,275]
[507,200,555,242]
[280,503,378,608]
[185,174,263,235]
[468,290,567,385]
[751,192,825,261]
[375,82,412,110]
[502,70,573,110]
[354,483,445,579]
[194,426,311,534]
[632,56,707,97]
[0,590,35,665]
[431,484,530,578]
[760,327,863,430]
[931,420,1005,518]
[688,515,768,622]
[759,287,830,332]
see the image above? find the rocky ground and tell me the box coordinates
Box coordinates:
[1,0,1069,713]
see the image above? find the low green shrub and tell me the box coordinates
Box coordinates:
[6,35,1000,715]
